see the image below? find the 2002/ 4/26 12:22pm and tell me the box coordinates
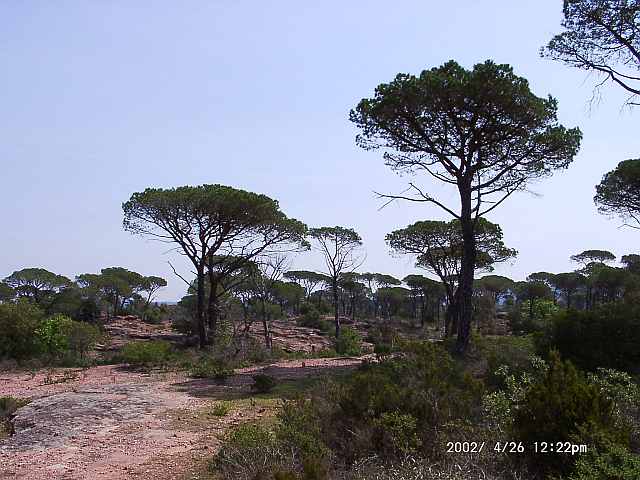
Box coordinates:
[446,441,588,455]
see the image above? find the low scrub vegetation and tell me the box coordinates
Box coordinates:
[118,340,174,368]
[212,339,640,479]
[252,373,277,394]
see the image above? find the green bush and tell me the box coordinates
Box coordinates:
[333,327,362,356]
[297,306,331,332]
[36,315,101,358]
[210,402,231,417]
[189,358,233,381]
[372,411,422,457]
[0,301,44,359]
[213,423,284,480]
[65,320,102,357]
[36,314,73,355]
[513,352,625,475]
[280,342,482,463]
[482,356,548,431]
[477,335,536,389]
[252,373,277,393]
[536,304,640,373]
[276,398,330,462]
[119,340,173,367]
[567,439,640,480]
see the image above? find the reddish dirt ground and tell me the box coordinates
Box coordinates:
[0,357,364,480]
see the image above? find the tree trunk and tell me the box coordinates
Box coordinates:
[455,182,476,354]
[207,271,219,341]
[196,267,206,348]
[333,280,340,338]
[261,299,272,349]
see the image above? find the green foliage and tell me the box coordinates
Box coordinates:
[509,298,559,335]
[387,218,517,279]
[210,402,231,417]
[0,396,28,419]
[513,352,623,475]
[373,342,392,361]
[276,398,331,462]
[302,342,482,462]
[119,340,173,367]
[333,326,362,356]
[0,301,45,359]
[567,438,640,480]
[595,159,640,228]
[297,305,331,332]
[36,314,74,355]
[536,304,640,373]
[213,423,284,480]
[189,358,232,381]
[65,321,101,357]
[477,335,536,388]
[482,356,548,430]
[252,373,277,394]
[588,368,640,446]
[372,411,422,457]
[0,282,15,303]
[3,268,71,304]
[543,0,640,106]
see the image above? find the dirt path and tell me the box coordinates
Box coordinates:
[0,358,363,480]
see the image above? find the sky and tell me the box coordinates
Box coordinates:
[1,1,638,301]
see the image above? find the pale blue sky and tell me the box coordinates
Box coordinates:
[1,1,638,301]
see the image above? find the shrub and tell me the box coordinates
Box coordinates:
[482,356,548,431]
[213,423,284,480]
[512,352,625,475]
[36,315,101,358]
[536,304,640,373]
[276,398,330,462]
[252,373,277,394]
[281,342,482,463]
[189,358,233,381]
[65,320,102,357]
[567,439,640,480]
[297,306,331,332]
[170,305,195,335]
[372,411,422,457]
[211,402,231,417]
[36,314,74,355]
[0,301,44,359]
[119,340,173,367]
[477,335,536,389]
[333,327,362,356]
[588,368,640,447]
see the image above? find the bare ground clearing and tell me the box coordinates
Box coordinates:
[0,357,363,480]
